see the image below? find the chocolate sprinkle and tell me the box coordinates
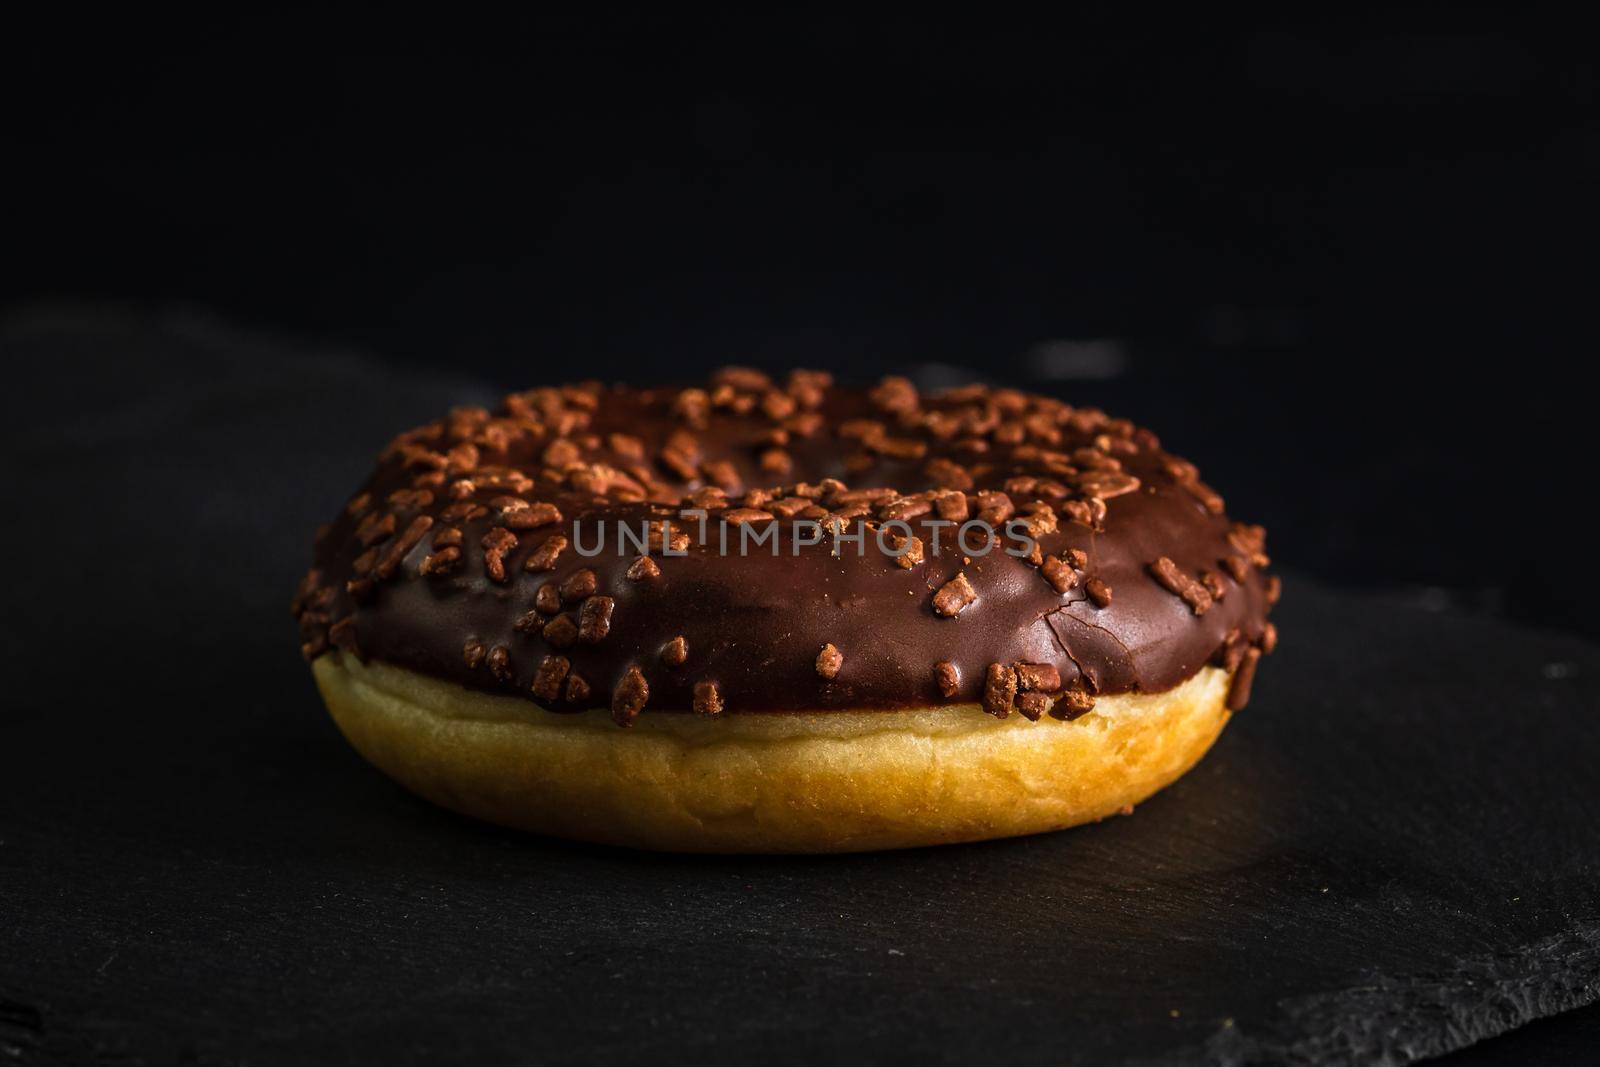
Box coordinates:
[480,527,518,583]
[578,597,614,643]
[542,614,578,649]
[815,643,843,680]
[1015,663,1062,692]
[611,666,649,726]
[1040,555,1078,594]
[486,645,512,682]
[1017,691,1052,721]
[932,573,979,618]
[1227,647,1262,710]
[1051,686,1096,721]
[661,635,689,667]
[524,534,568,572]
[374,515,432,580]
[1148,556,1214,616]
[693,680,724,715]
[559,569,598,604]
[534,582,561,615]
[531,655,569,701]
[983,663,1018,718]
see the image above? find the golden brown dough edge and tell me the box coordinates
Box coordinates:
[311,654,1233,853]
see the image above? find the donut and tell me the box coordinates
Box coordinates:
[293,369,1279,852]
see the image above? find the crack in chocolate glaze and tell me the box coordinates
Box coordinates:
[1038,608,1093,690]
[292,370,1278,717]
[1042,604,1119,693]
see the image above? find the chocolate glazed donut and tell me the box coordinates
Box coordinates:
[294,369,1279,852]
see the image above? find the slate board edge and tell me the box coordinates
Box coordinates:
[1187,921,1600,1064]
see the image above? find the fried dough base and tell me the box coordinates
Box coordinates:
[312,654,1232,853]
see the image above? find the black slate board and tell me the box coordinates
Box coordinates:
[4,312,1599,1065]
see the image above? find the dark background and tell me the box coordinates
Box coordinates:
[4,12,1593,636]
[5,14,1600,1065]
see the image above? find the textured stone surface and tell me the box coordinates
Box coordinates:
[3,314,1597,1064]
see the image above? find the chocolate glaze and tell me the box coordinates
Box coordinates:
[293,372,1277,719]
